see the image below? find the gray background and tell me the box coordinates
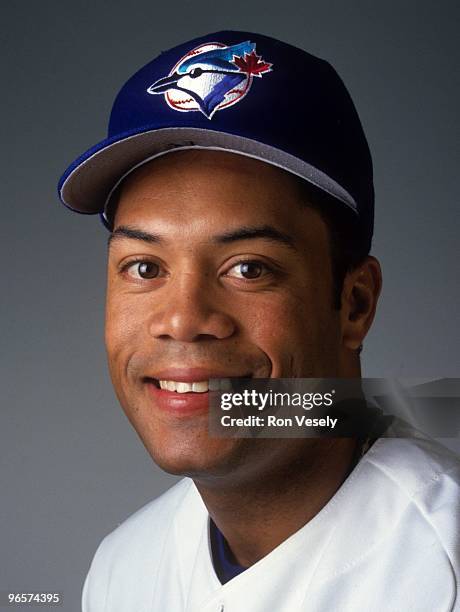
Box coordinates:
[2,1,459,610]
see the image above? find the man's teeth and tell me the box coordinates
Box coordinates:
[158,379,232,393]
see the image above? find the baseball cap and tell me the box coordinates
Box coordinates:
[58,30,374,248]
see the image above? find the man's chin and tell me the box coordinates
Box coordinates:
[147,450,237,480]
[139,433,245,479]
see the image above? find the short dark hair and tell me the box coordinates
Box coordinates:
[295,179,371,309]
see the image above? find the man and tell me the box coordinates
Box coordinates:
[58,31,460,611]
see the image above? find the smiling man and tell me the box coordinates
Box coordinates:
[59,31,460,612]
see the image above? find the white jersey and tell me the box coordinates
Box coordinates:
[82,435,460,612]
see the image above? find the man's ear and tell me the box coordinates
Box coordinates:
[340,256,382,350]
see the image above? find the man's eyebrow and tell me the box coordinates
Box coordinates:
[213,225,296,249]
[108,224,296,250]
[108,226,164,247]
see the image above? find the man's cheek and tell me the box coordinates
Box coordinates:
[105,304,139,391]
[241,297,312,377]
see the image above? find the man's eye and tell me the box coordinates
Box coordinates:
[126,261,160,279]
[226,261,268,280]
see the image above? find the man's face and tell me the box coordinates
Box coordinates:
[105,150,343,478]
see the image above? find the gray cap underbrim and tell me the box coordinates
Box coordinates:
[59,127,358,218]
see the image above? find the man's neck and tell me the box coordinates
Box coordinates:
[193,438,359,567]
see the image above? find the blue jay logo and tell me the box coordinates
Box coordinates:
[147,41,273,119]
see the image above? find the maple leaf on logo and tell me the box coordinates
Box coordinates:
[232,51,272,77]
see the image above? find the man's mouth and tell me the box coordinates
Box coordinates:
[143,369,253,414]
[156,379,232,393]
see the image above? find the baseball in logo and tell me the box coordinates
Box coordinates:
[147,41,273,119]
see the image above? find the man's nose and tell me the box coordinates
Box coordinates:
[148,272,236,342]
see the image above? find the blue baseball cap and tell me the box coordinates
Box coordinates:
[58,30,374,247]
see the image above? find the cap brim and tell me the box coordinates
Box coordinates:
[58,126,357,219]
